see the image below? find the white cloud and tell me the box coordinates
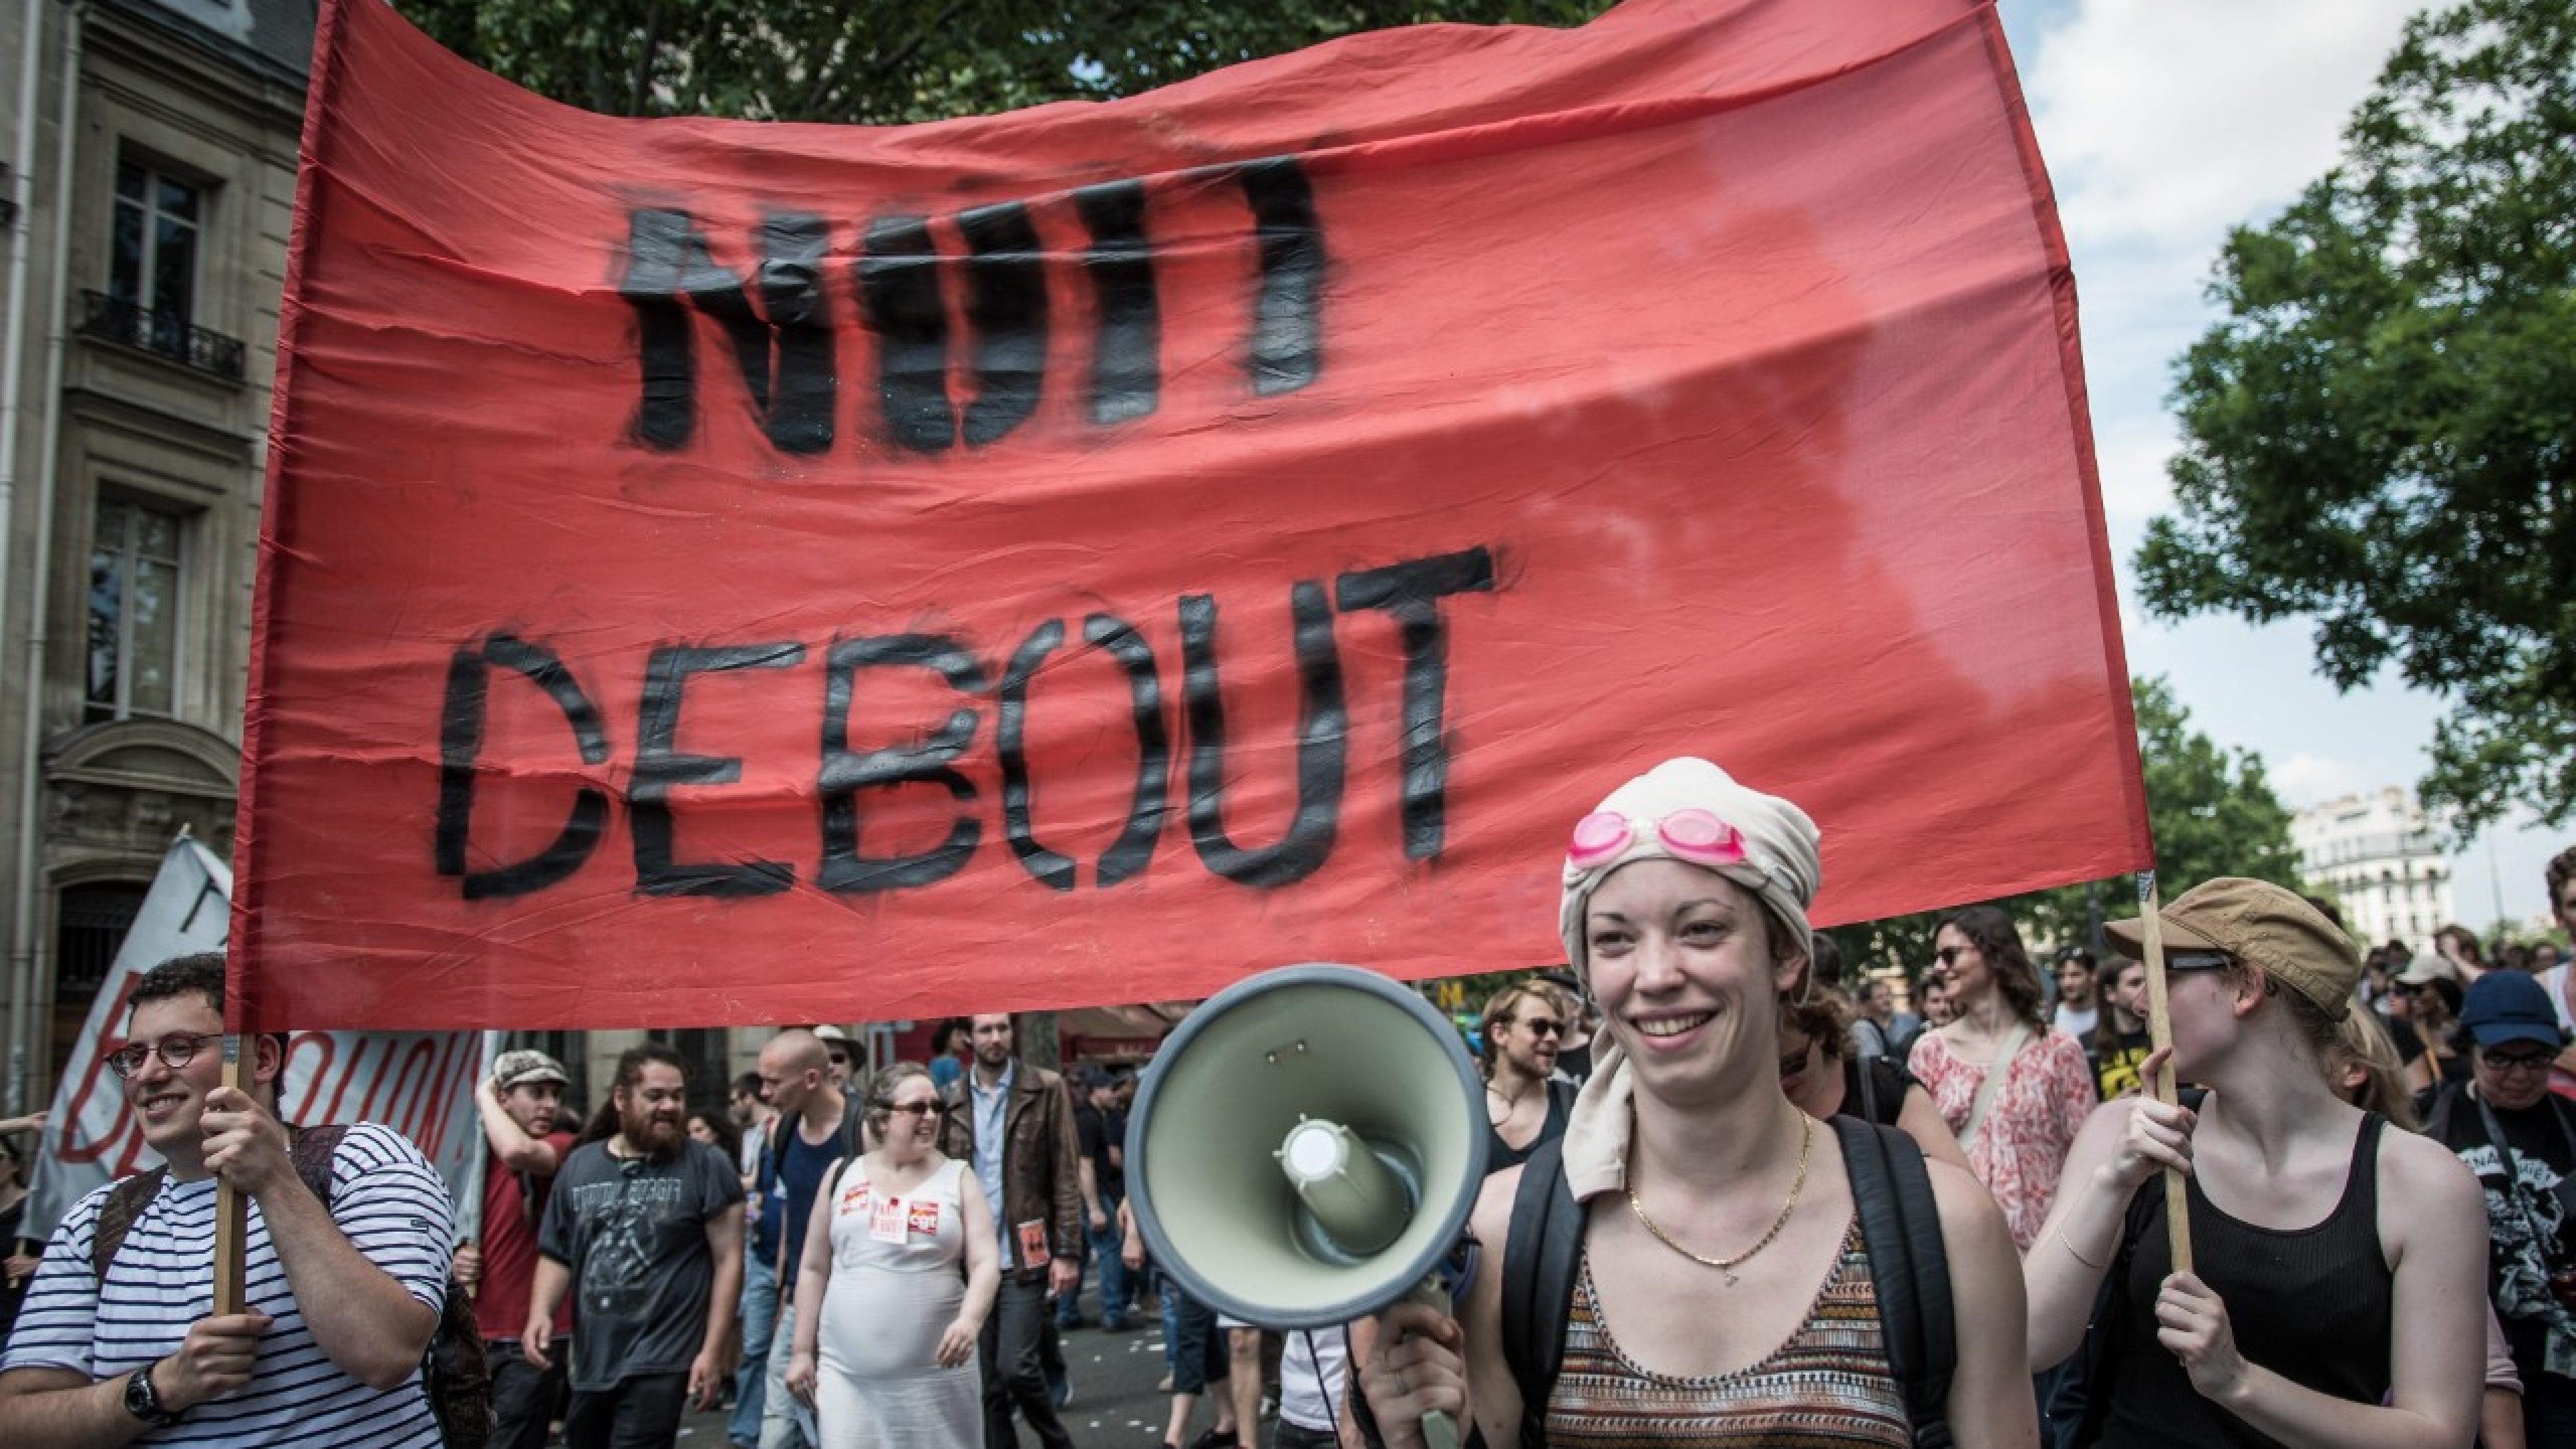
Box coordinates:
[2027,0,2416,255]
[2002,0,2477,817]
[2269,751,2369,808]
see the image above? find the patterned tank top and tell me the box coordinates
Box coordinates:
[1543,1217,1910,1448]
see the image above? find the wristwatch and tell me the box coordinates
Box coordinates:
[123,1362,180,1427]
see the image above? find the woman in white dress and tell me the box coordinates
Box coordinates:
[786,1062,1000,1449]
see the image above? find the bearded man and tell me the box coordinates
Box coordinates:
[529,1044,743,1449]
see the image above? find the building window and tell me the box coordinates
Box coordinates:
[52,881,148,1079]
[649,1026,729,1119]
[87,496,184,721]
[111,161,200,341]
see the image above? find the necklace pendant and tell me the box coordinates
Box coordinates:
[1722,1267,1739,1287]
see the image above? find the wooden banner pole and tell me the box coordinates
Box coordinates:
[211,1036,249,1316]
[2135,870,2192,1277]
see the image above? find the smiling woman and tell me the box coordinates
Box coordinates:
[1909,905,2098,1253]
[1358,757,2038,1449]
[787,1061,999,1449]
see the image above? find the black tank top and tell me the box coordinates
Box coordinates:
[2094,1113,2393,1448]
[1485,1080,1572,1173]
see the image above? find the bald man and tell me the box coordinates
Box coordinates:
[750,1030,862,1449]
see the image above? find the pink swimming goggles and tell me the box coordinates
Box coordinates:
[1566,808,1750,872]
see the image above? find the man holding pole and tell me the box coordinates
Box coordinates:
[451,1049,578,1449]
[0,952,455,1445]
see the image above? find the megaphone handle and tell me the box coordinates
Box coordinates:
[1396,1276,1462,1449]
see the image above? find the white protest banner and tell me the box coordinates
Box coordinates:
[25,835,484,1240]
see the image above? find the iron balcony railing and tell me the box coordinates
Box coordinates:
[78,290,245,380]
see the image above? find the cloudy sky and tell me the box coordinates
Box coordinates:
[1988,0,2563,933]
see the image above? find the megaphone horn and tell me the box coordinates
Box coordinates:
[1126,963,1483,1334]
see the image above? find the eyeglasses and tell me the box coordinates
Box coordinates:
[1516,1018,1565,1038]
[105,1032,221,1079]
[1567,808,1750,873]
[2481,1051,2554,1073]
[880,1101,946,1118]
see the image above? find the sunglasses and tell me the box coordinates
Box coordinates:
[880,1101,947,1118]
[2164,952,2231,974]
[105,1032,222,1079]
[1935,945,1968,967]
[1514,1018,1565,1038]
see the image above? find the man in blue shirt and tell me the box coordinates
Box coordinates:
[941,1014,1082,1449]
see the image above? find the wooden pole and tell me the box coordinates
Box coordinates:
[211,1036,249,1316]
[2134,871,2192,1277]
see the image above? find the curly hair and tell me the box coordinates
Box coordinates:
[1935,904,2046,1030]
[1782,987,1855,1063]
[130,952,229,1017]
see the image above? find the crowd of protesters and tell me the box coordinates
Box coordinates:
[0,784,2571,1449]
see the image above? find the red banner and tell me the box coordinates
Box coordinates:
[235,0,2146,1031]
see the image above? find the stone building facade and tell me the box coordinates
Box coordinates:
[0,0,318,1112]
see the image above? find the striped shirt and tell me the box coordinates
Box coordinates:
[1,1122,452,1446]
[1544,1218,1909,1447]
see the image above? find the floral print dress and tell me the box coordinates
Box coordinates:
[1909,1027,2097,1252]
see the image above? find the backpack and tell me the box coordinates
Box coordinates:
[1499,1117,1955,1448]
[90,1124,493,1449]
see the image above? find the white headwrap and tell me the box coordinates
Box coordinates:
[1554,757,1825,1201]
[1556,757,1823,977]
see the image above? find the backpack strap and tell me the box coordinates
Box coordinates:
[288,1124,350,1208]
[1499,1135,1582,1449]
[1832,1116,1955,1448]
[88,1124,345,1281]
[90,1168,168,1280]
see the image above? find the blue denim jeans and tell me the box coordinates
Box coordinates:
[1087,1191,1130,1321]
[729,1244,777,1447]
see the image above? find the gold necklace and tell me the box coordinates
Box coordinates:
[1625,1112,1813,1286]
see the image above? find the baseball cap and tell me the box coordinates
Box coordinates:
[2104,876,2358,1021]
[2395,953,2459,987]
[2460,971,2569,1051]
[492,1049,570,1091]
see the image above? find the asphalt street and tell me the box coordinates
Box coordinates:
[680,1275,1201,1448]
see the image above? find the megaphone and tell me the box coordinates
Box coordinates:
[1126,963,1484,1332]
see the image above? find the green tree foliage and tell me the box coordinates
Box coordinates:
[393,1,1609,125]
[2139,0,2576,833]
[1831,677,2302,985]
